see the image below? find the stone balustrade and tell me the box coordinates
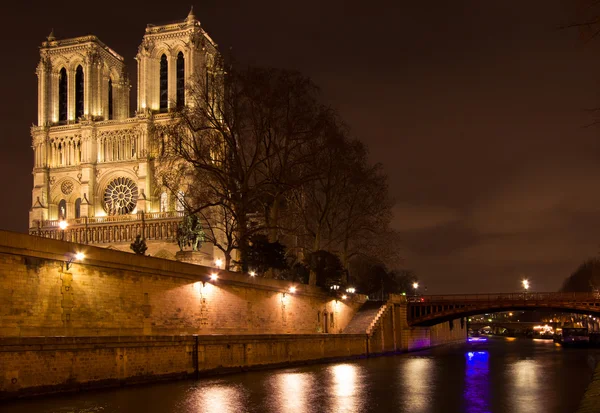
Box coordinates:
[29,211,185,245]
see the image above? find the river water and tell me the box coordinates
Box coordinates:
[3,337,599,413]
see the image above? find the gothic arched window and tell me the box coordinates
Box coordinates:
[160,192,168,212]
[75,65,84,120]
[58,68,67,123]
[108,79,113,120]
[58,199,67,220]
[159,54,168,112]
[75,198,81,218]
[176,52,185,108]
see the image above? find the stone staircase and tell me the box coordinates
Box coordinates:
[343,300,388,334]
[366,303,391,336]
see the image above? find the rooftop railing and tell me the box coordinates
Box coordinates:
[412,292,600,303]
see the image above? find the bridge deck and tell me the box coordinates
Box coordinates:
[408,292,600,326]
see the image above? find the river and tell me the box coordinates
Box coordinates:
[2,337,599,413]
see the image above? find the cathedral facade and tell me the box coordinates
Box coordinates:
[29,10,219,262]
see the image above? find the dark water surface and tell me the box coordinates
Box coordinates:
[3,337,599,413]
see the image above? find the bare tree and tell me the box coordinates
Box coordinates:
[156,65,329,271]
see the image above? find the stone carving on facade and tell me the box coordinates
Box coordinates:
[77,172,82,182]
[49,176,56,186]
[60,180,74,195]
[97,128,139,163]
[48,134,82,167]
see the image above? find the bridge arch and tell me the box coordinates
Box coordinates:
[408,292,600,326]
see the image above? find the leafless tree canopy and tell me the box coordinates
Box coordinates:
[154,63,401,281]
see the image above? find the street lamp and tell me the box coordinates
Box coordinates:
[412,282,419,296]
[64,251,85,271]
[522,279,530,291]
[59,220,68,241]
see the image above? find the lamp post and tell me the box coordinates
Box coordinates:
[58,220,68,241]
[412,282,419,296]
[64,251,85,271]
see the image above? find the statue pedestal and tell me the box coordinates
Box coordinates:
[175,250,210,266]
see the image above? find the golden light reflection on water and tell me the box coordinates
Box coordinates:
[400,358,434,413]
[509,359,541,413]
[189,384,246,413]
[268,372,314,413]
[330,363,364,412]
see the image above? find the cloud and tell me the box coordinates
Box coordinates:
[467,160,600,235]
[392,203,460,231]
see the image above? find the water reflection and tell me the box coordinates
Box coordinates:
[329,363,364,412]
[267,371,314,413]
[509,359,540,413]
[186,382,247,413]
[464,351,490,413]
[1,338,595,413]
[399,357,434,412]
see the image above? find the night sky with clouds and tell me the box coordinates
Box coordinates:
[2,1,600,293]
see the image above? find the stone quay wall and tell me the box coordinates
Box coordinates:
[0,334,368,399]
[0,231,466,399]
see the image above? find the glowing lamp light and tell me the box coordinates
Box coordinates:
[249,271,256,277]
[342,295,347,300]
[64,251,84,271]
[210,273,218,281]
[58,221,68,230]
[346,287,356,294]
[412,282,419,290]
[522,279,530,290]
[215,259,223,269]
[289,286,296,293]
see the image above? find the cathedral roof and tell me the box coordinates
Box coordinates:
[40,35,124,62]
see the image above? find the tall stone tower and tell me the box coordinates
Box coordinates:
[29,10,220,262]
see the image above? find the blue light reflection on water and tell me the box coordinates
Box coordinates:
[464,351,491,413]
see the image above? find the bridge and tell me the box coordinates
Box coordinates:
[407,292,600,326]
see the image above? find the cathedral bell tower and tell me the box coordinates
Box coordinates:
[136,7,219,114]
[31,33,130,226]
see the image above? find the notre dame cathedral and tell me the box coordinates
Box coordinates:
[29,9,218,263]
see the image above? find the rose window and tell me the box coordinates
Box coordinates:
[61,180,74,195]
[103,177,138,215]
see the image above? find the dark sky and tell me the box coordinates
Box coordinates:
[3,1,600,293]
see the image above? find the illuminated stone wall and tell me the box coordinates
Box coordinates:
[366,296,466,354]
[0,231,365,337]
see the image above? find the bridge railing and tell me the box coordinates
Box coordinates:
[416,292,600,303]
